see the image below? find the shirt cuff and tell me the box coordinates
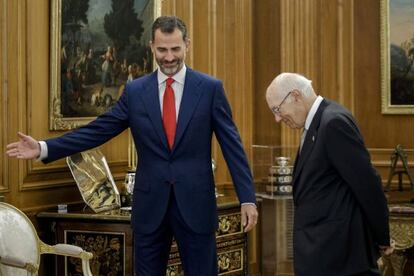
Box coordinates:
[36,141,48,161]
[241,202,257,208]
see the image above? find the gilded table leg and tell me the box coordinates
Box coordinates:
[382,250,408,276]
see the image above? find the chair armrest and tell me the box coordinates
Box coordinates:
[40,242,93,259]
[40,242,93,276]
[53,244,83,256]
[51,244,93,260]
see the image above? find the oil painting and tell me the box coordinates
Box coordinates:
[50,0,160,129]
[381,0,414,114]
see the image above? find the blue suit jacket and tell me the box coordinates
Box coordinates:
[44,68,256,234]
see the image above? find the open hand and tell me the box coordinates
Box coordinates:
[6,132,40,160]
[241,204,258,232]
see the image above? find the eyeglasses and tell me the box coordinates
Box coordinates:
[271,91,293,115]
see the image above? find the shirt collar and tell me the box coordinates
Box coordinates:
[304,95,323,131]
[157,64,187,85]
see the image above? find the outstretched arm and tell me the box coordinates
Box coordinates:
[6,132,40,160]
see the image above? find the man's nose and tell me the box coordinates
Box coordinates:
[165,51,175,62]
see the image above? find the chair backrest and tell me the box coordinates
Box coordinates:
[0,203,93,276]
[0,202,40,276]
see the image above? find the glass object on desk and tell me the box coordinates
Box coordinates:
[66,149,121,213]
[267,157,293,195]
[252,145,297,199]
[124,171,135,195]
[120,171,135,207]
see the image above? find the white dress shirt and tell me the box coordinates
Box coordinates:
[158,65,186,119]
[304,95,324,132]
[299,96,323,152]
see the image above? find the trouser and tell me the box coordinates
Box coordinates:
[351,268,381,276]
[134,189,218,276]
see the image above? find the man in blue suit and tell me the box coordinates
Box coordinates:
[7,16,258,275]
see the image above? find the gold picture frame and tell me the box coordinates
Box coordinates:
[50,0,162,130]
[381,0,414,114]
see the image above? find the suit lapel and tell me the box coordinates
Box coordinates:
[140,71,169,151]
[292,99,328,182]
[172,68,203,152]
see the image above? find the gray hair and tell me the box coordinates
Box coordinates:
[268,73,314,102]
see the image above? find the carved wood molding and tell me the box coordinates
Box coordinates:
[369,148,414,167]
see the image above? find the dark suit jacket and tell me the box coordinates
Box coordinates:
[292,99,389,276]
[44,68,256,234]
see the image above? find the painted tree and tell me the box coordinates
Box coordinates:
[62,0,89,32]
[104,0,144,52]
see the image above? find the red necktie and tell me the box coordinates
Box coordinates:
[162,77,176,149]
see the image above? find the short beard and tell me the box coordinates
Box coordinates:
[158,60,183,76]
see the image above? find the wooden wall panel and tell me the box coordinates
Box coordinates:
[191,0,210,73]
[0,0,6,192]
[4,0,20,202]
[215,0,254,184]
[336,0,355,111]
[253,0,281,147]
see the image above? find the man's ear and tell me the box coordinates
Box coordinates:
[149,41,154,53]
[185,38,191,52]
[291,89,302,101]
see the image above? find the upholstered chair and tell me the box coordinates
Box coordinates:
[0,202,93,276]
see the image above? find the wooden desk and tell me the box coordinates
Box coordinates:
[38,195,247,276]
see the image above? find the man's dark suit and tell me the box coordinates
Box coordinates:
[292,99,389,276]
[43,68,256,273]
